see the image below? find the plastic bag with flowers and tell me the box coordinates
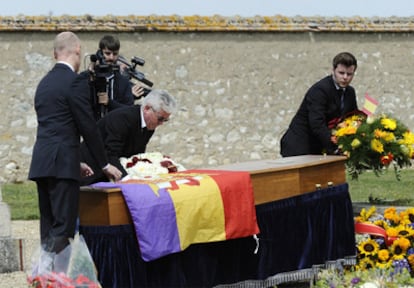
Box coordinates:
[332,112,414,180]
[27,233,101,288]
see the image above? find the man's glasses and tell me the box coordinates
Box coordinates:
[150,107,169,123]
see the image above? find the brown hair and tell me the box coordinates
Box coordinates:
[332,52,357,70]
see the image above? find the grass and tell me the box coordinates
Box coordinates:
[347,168,414,205]
[2,181,39,220]
[2,168,414,220]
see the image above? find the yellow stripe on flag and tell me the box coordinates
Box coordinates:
[168,175,225,250]
[363,93,378,116]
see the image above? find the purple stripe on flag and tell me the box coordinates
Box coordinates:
[92,182,180,261]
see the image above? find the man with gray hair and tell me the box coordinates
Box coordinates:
[80,89,177,185]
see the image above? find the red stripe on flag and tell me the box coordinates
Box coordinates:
[362,93,379,116]
[187,169,260,239]
[364,93,378,105]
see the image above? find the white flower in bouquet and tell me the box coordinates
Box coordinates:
[120,152,185,180]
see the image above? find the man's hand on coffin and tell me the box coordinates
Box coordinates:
[80,162,94,178]
[102,164,123,182]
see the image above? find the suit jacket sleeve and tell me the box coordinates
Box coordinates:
[101,106,153,176]
[102,106,140,174]
[306,81,338,153]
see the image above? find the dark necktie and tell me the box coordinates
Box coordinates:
[142,127,151,139]
[340,89,345,114]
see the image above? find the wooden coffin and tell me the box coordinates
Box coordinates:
[79,155,347,226]
[216,155,347,205]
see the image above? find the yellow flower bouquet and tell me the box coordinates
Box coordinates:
[354,206,414,273]
[332,112,414,180]
[315,206,414,287]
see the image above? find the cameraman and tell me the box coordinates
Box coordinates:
[83,35,135,120]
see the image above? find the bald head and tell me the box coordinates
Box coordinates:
[53,31,81,72]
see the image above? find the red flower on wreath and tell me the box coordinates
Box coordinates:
[126,157,152,168]
[380,152,394,166]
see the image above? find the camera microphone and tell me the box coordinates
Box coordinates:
[117,56,129,66]
[131,57,145,66]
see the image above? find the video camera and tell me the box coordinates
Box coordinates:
[88,50,123,119]
[117,55,153,97]
[89,50,120,95]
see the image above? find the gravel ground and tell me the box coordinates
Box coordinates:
[0,220,40,288]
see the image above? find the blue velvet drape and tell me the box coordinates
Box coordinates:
[80,183,356,288]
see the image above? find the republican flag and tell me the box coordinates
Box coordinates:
[362,93,378,116]
[94,170,259,261]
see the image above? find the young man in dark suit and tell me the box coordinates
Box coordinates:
[80,89,177,185]
[28,32,122,255]
[280,52,359,157]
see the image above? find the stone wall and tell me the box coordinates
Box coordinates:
[1,31,414,182]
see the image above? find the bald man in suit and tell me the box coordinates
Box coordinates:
[29,32,122,254]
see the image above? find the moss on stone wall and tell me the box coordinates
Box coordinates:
[0,15,413,32]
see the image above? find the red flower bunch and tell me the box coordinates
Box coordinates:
[125,156,152,168]
[28,272,100,288]
[380,152,394,166]
[332,113,414,180]
[124,154,178,172]
[160,159,178,173]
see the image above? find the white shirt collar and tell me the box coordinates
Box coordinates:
[140,106,147,129]
[332,75,345,91]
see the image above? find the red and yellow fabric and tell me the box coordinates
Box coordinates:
[355,222,397,246]
[362,93,379,116]
[94,170,260,261]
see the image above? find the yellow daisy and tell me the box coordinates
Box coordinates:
[357,206,377,222]
[377,248,390,262]
[382,131,395,142]
[396,225,414,239]
[402,131,414,144]
[401,208,414,224]
[371,138,384,153]
[390,237,411,259]
[408,254,414,270]
[356,257,375,271]
[386,227,399,238]
[384,207,400,225]
[357,239,379,257]
[381,117,397,130]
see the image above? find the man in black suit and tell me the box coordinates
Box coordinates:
[80,89,177,185]
[28,32,122,254]
[280,52,359,157]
